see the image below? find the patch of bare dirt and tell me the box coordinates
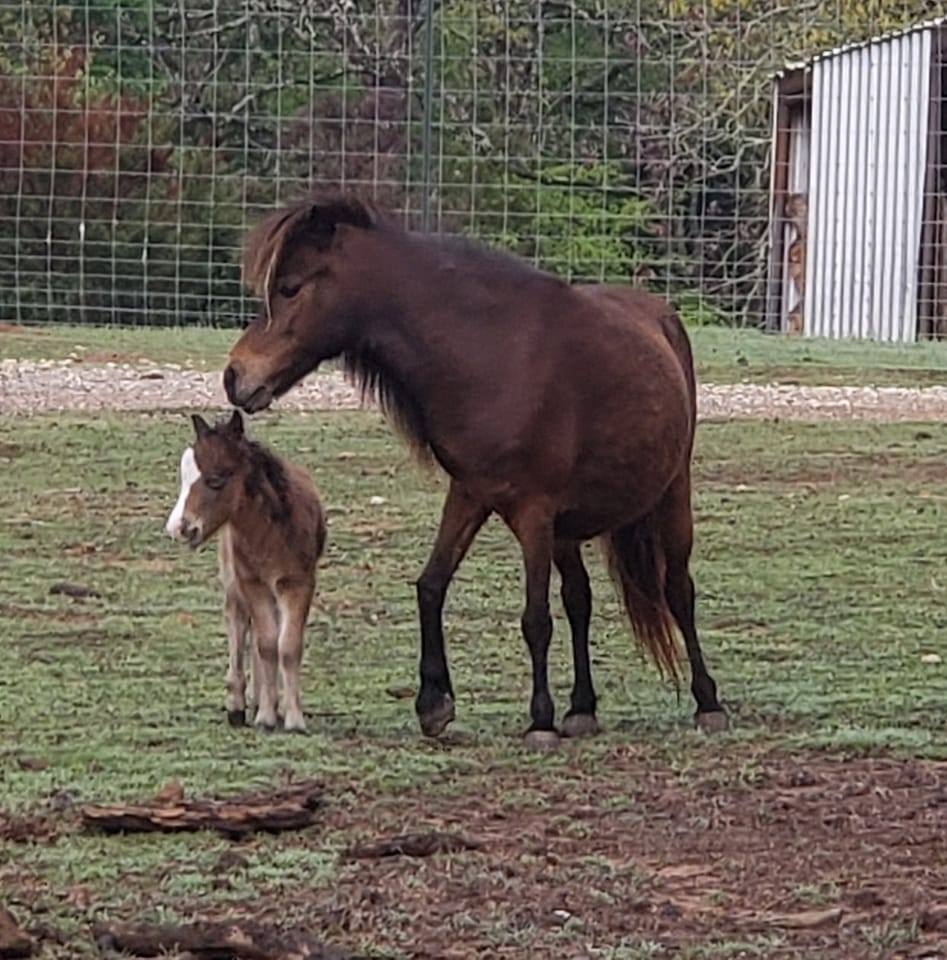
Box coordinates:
[4,751,946,957]
[290,751,947,958]
[698,451,947,491]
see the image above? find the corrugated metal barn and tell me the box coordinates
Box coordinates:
[767,19,947,341]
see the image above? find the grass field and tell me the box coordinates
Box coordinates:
[2,407,946,958]
[4,321,947,386]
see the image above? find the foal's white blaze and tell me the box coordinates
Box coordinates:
[165,446,202,539]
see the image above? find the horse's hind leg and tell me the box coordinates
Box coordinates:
[554,540,599,738]
[415,482,489,738]
[276,582,314,734]
[658,474,728,732]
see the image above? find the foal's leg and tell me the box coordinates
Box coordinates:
[223,585,251,726]
[415,482,490,737]
[509,504,558,750]
[554,540,599,738]
[275,582,314,734]
[659,474,728,732]
[242,582,280,731]
[220,533,250,726]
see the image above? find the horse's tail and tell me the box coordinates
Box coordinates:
[602,512,682,683]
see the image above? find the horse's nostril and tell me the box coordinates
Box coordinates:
[223,365,237,400]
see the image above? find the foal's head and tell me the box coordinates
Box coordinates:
[165,412,249,548]
[225,195,379,413]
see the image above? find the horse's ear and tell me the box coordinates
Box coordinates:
[191,414,212,439]
[226,410,244,438]
[304,198,375,250]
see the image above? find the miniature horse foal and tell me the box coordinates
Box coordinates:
[165,412,326,732]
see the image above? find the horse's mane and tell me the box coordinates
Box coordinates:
[341,345,434,466]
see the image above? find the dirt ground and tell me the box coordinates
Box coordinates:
[6,357,947,421]
[289,751,947,958]
[6,751,945,958]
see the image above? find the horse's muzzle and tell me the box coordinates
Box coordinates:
[223,364,272,413]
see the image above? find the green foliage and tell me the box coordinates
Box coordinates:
[1,0,943,323]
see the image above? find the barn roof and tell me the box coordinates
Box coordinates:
[776,15,946,78]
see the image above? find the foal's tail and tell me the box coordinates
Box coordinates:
[602,513,683,683]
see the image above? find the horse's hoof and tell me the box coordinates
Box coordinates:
[561,713,600,739]
[418,694,455,738]
[226,709,246,728]
[523,729,561,752]
[695,710,730,734]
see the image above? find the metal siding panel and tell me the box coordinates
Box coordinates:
[845,54,862,338]
[830,56,848,338]
[806,30,932,342]
[862,45,879,339]
[892,38,912,341]
[876,43,895,341]
[829,58,844,338]
[804,66,821,335]
[900,31,932,341]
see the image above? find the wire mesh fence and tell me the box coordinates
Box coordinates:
[0,0,942,329]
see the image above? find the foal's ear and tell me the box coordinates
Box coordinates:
[191,414,212,439]
[226,410,244,439]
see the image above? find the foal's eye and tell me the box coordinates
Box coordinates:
[278,283,302,299]
[206,475,228,491]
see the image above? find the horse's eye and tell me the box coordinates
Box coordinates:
[279,283,301,299]
[206,475,228,491]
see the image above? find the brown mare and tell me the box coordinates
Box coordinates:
[165,412,326,732]
[224,195,727,748]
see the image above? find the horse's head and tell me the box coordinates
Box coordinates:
[224,196,377,413]
[165,412,247,548]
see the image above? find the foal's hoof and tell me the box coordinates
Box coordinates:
[226,709,247,728]
[418,694,455,738]
[523,729,561,752]
[283,715,308,735]
[695,710,730,734]
[561,713,600,739]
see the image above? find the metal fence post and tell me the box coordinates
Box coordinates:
[420,0,436,233]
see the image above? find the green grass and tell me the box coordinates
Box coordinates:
[2,411,946,956]
[0,324,235,370]
[5,321,947,385]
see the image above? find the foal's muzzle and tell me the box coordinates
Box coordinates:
[168,517,203,549]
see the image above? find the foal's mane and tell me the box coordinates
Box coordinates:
[240,437,292,525]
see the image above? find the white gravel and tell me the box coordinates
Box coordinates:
[3,358,947,422]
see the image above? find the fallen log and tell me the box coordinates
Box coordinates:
[93,921,361,959]
[344,830,483,860]
[81,780,323,838]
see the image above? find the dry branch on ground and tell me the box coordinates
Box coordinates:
[93,920,361,959]
[80,780,323,838]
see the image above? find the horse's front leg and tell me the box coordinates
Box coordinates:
[509,503,558,750]
[415,483,489,737]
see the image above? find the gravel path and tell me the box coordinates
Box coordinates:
[3,358,947,422]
